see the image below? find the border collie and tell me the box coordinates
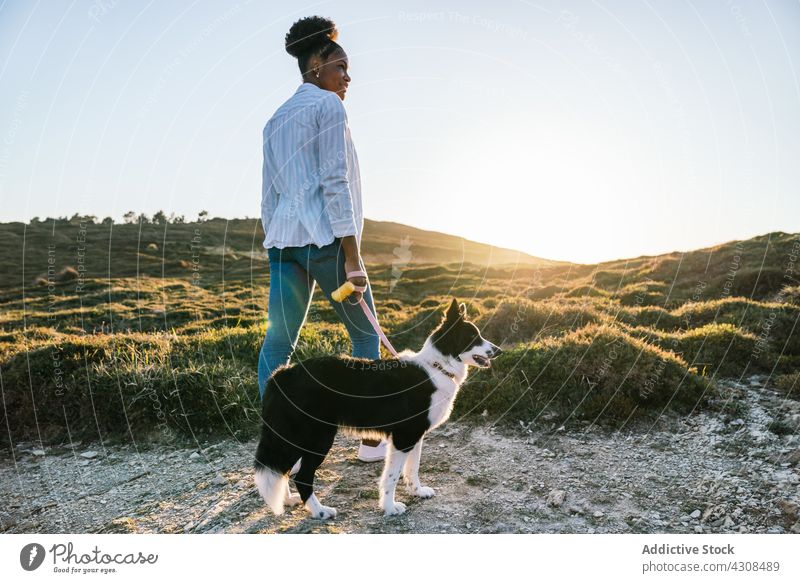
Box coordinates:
[254,298,501,519]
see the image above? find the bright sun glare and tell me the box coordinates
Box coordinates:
[426,117,651,263]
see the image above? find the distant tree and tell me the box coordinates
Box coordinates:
[152,210,168,225]
[102,216,114,225]
[139,213,151,224]
[198,210,208,222]
[171,213,185,224]
[123,211,137,224]
[30,216,41,224]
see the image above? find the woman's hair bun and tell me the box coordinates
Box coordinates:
[285,16,339,58]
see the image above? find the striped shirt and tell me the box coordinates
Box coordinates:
[260,82,363,249]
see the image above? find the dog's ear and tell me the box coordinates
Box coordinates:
[459,302,467,318]
[445,297,461,321]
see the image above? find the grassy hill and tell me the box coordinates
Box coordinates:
[1,216,798,445]
[0,217,557,292]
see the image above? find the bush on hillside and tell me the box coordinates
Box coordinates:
[455,324,713,424]
[475,298,601,345]
[1,323,356,444]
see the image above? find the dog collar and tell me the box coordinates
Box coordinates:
[430,360,456,379]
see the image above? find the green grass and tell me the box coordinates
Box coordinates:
[456,324,711,424]
[1,220,798,444]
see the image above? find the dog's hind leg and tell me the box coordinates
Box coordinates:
[379,442,410,516]
[284,482,302,507]
[293,431,337,520]
[403,438,435,498]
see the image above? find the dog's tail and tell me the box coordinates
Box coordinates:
[254,464,288,515]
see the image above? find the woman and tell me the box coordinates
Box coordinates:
[259,16,385,462]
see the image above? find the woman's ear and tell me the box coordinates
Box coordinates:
[307,55,322,76]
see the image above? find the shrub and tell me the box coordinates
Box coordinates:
[560,285,610,299]
[671,298,799,359]
[475,298,602,346]
[455,324,713,424]
[1,323,359,445]
[615,281,668,307]
[632,323,770,377]
[775,372,799,399]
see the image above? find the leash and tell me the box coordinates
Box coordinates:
[331,269,399,357]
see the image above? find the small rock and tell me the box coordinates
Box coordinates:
[80,451,98,459]
[481,410,488,418]
[739,525,748,533]
[702,505,726,523]
[777,500,798,521]
[689,509,701,519]
[546,489,566,508]
[189,452,201,460]
[723,516,735,528]
[694,525,703,533]
[31,449,46,456]
[593,510,604,518]
[210,475,228,486]
[790,521,800,534]
[184,521,195,532]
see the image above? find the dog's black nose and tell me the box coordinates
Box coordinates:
[491,345,503,357]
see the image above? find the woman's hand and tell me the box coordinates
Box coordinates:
[344,257,367,302]
[341,235,366,302]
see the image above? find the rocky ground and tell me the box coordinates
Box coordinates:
[2,375,799,534]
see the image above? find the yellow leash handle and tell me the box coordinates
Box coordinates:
[331,281,356,302]
[332,269,368,303]
[330,269,400,357]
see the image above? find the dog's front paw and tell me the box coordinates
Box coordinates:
[383,501,407,516]
[309,505,337,520]
[411,485,435,498]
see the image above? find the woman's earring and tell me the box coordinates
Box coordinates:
[314,69,320,78]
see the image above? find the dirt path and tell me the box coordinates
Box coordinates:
[2,375,799,534]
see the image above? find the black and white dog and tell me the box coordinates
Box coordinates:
[254,298,501,519]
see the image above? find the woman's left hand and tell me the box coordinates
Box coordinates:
[344,257,367,301]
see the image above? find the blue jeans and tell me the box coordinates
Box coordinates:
[257,238,380,400]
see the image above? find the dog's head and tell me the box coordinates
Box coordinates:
[430,298,502,368]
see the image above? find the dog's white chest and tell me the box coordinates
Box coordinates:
[427,375,458,429]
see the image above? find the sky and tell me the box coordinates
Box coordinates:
[0,0,798,264]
